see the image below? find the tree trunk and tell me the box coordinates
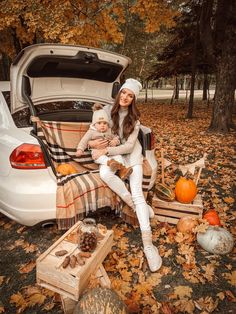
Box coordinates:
[202,73,208,101]
[208,0,236,132]
[174,76,179,99]
[209,56,236,132]
[187,18,199,118]
[145,79,148,103]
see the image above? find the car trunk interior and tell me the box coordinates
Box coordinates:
[22,75,94,175]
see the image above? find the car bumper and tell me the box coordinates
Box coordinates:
[0,168,57,226]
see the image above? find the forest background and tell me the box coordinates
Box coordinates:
[0,0,235,132]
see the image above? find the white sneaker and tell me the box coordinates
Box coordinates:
[144,245,162,272]
[147,204,155,219]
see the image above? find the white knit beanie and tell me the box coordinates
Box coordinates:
[120,78,142,99]
[92,109,109,125]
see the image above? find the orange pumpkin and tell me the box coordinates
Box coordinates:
[56,163,78,175]
[175,177,197,203]
[203,209,221,226]
[177,215,198,233]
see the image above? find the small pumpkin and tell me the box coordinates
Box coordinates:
[197,226,234,255]
[56,163,78,175]
[155,183,175,202]
[177,216,198,233]
[73,287,128,314]
[203,209,221,226]
[175,177,197,203]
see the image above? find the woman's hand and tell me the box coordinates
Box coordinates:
[92,149,107,160]
[88,138,109,149]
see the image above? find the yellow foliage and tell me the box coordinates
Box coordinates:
[0,0,178,58]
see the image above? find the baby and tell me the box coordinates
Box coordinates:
[76,104,133,180]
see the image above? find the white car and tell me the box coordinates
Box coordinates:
[0,44,157,226]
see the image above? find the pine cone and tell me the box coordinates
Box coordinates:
[79,232,97,252]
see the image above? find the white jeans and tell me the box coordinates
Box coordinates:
[95,154,124,166]
[99,163,150,231]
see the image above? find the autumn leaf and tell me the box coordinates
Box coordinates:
[135,282,153,295]
[124,291,141,313]
[128,256,140,268]
[43,302,55,311]
[19,261,36,274]
[23,242,37,253]
[116,259,128,269]
[223,196,234,204]
[3,222,12,230]
[118,238,129,251]
[0,276,4,286]
[174,285,193,298]
[216,292,225,300]
[27,293,46,307]
[16,226,27,234]
[196,296,219,312]
[146,272,163,287]
[10,292,27,311]
[119,269,132,282]
[202,263,215,281]
[112,225,125,239]
[193,220,209,233]
[160,302,173,314]
[173,298,195,314]
[224,290,236,302]
[223,270,236,286]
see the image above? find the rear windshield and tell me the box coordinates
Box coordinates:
[2,92,93,127]
[27,55,123,82]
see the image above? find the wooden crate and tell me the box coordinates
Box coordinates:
[60,264,111,314]
[152,194,203,225]
[36,221,113,301]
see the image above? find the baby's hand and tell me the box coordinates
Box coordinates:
[76,149,83,157]
[109,137,120,147]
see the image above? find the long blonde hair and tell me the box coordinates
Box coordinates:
[111,92,140,139]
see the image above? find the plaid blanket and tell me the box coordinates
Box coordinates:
[35,119,152,229]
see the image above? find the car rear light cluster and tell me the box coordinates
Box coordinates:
[10,144,46,169]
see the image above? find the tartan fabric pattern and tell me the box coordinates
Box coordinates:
[36,120,152,229]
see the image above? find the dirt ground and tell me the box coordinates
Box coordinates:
[0,101,235,313]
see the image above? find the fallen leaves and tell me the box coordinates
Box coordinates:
[223,270,236,286]
[0,276,4,286]
[1,101,235,313]
[196,296,219,313]
[9,286,55,313]
[174,285,193,298]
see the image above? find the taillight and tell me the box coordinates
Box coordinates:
[10,144,46,169]
[150,132,155,150]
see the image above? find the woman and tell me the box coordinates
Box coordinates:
[90,78,162,272]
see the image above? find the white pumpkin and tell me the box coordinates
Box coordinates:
[197,226,234,255]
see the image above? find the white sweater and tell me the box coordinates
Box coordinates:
[103,105,143,166]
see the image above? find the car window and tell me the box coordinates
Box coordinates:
[2,92,94,128]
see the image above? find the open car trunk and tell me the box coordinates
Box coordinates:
[11,44,154,229]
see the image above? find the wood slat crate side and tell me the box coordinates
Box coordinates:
[152,194,203,225]
[37,221,82,263]
[95,264,111,289]
[36,225,113,301]
[60,265,111,314]
[77,233,113,293]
